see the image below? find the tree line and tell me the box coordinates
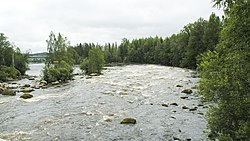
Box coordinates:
[69,13,221,70]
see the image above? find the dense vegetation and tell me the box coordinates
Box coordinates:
[70,13,221,70]
[42,32,73,83]
[80,48,105,75]
[198,0,250,140]
[0,33,29,82]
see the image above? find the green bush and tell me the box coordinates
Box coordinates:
[0,66,21,81]
[80,48,104,75]
[42,61,73,83]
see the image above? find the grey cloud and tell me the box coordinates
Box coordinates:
[0,0,223,53]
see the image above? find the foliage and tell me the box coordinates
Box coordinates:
[43,61,73,83]
[43,32,74,83]
[0,66,21,81]
[46,31,73,66]
[198,0,250,140]
[0,33,28,81]
[80,48,105,75]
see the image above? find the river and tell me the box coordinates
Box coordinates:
[0,64,210,141]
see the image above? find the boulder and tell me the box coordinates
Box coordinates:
[120,118,136,124]
[189,107,197,111]
[0,87,5,94]
[20,88,34,93]
[23,84,31,87]
[182,106,189,109]
[170,103,178,106]
[181,89,193,94]
[52,81,60,85]
[40,80,47,85]
[20,93,33,99]
[161,103,168,107]
[180,96,189,99]
[2,90,16,96]
[89,73,99,76]
[28,77,35,80]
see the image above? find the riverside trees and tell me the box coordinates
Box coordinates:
[198,0,250,140]
[0,33,29,81]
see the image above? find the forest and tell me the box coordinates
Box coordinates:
[0,0,249,140]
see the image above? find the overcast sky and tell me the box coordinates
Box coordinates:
[0,0,223,53]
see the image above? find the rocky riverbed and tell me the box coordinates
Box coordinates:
[0,64,210,141]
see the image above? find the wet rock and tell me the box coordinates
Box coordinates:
[197,104,204,107]
[189,107,197,111]
[203,106,209,109]
[120,118,136,124]
[52,81,60,85]
[180,96,189,99]
[182,106,189,109]
[170,103,178,106]
[161,103,168,107]
[176,85,183,87]
[20,93,33,99]
[171,116,176,119]
[173,136,181,141]
[2,90,16,96]
[0,87,5,94]
[28,77,35,80]
[181,89,193,94]
[40,80,47,85]
[41,85,48,89]
[86,76,92,79]
[20,88,34,93]
[7,86,18,89]
[89,73,99,76]
[23,84,31,87]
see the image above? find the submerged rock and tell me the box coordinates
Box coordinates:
[20,93,33,99]
[120,118,136,124]
[181,89,193,94]
[2,90,16,96]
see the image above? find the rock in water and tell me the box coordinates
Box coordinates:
[120,118,136,124]
[2,90,16,96]
[52,81,60,85]
[20,93,33,99]
[170,103,178,106]
[161,103,169,107]
[176,85,183,87]
[20,88,34,93]
[181,89,193,94]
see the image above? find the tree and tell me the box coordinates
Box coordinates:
[43,32,73,83]
[80,48,105,75]
[198,0,250,140]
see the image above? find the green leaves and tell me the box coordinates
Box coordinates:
[80,48,105,75]
[198,0,250,140]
